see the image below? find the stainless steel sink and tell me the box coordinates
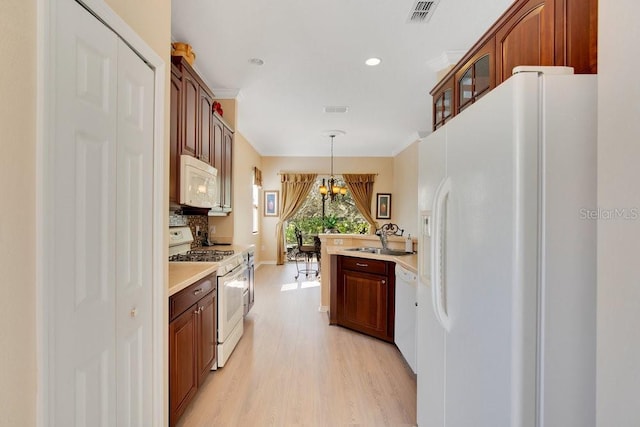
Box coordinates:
[345,247,412,256]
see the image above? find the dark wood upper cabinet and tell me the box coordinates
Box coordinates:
[170,55,216,164]
[495,0,554,85]
[432,76,454,130]
[221,126,233,211]
[212,114,224,172]
[199,90,214,164]
[169,65,182,205]
[456,41,495,113]
[430,0,597,129]
[211,113,233,212]
[170,55,235,212]
[181,68,199,158]
[557,0,599,74]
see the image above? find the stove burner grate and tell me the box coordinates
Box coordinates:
[169,249,235,262]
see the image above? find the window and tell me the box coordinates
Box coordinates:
[252,184,259,234]
[285,176,368,247]
[252,167,262,234]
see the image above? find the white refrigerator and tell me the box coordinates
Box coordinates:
[416,68,597,427]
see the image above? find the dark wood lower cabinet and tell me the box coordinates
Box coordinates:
[169,275,217,427]
[169,305,197,427]
[332,255,395,343]
[197,290,216,386]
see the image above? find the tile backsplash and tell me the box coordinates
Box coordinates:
[186,215,209,248]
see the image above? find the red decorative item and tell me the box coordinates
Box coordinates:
[212,101,224,117]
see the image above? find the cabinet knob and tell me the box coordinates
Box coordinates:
[381,280,386,285]
[193,288,203,296]
[130,308,137,318]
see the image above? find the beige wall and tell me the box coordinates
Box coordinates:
[393,141,420,239]
[597,0,640,425]
[259,156,394,262]
[0,1,36,425]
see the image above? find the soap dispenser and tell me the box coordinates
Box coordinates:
[405,234,413,253]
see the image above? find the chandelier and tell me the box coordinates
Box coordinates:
[319,133,347,202]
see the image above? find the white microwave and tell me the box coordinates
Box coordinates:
[180,155,218,209]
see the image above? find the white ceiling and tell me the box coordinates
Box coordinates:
[171,0,514,157]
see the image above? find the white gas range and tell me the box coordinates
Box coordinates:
[169,226,248,368]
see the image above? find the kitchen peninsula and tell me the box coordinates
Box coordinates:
[319,234,417,309]
[320,233,418,364]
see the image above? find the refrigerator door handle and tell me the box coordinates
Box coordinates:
[431,177,451,331]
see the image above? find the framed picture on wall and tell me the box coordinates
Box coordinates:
[376,193,391,219]
[264,190,279,216]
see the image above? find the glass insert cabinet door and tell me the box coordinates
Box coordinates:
[434,88,453,130]
[458,54,491,112]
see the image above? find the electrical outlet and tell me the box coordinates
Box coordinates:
[210,226,216,235]
[196,225,201,236]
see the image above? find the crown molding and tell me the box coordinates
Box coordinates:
[426,50,466,72]
[212,88,242,100]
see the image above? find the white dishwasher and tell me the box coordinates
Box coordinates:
[395,264,418,373]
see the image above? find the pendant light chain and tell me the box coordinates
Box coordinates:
[319,133,347,202]
[330,135,334,177]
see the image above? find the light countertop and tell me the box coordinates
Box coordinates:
[326,246,418,273]
[168,262,218,296]
[168,244,254,297]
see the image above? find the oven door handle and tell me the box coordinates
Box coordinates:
[223,266,248,282]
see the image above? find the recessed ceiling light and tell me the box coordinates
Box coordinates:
[248,58,264,66]
[365,57,381,66]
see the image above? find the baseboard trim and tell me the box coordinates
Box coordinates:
[318,305,329,313]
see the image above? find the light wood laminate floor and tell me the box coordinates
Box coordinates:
[176,263,417,426]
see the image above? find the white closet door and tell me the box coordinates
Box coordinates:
[115,38,154,426]
[52,0,154,425]
[54,0,118,425]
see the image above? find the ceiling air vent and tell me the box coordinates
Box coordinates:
[407,0,440,23]
[323,106,349,114]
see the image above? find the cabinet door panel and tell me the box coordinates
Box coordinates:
[340,271,389,340]
[199,91,213,165]
[212,115,224,172]
[561,0,598,74]
[496,0,554,84]
[169,306,197,427]
[432,76,454,130]
[455,40,495,114]
[222,127,233,210]
[181,71,199,158]
[197,291,216,386]
[169,67,182,204]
